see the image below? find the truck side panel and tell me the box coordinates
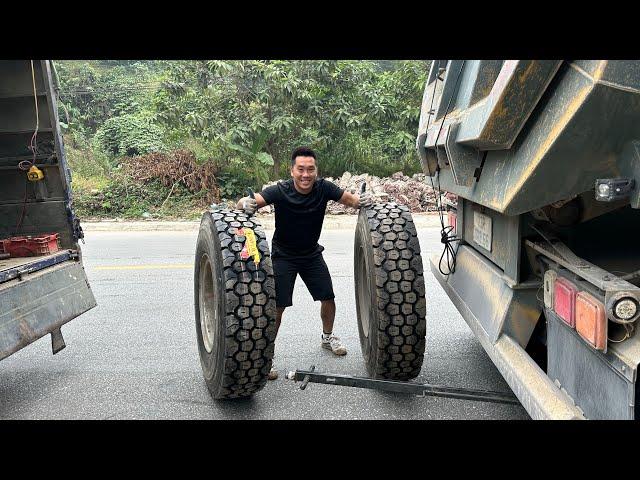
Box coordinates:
[0,260,96,360]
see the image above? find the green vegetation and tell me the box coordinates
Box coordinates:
[94,114,164,157]
[55,60,430,219]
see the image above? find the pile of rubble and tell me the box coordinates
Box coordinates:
[257,172,457,215]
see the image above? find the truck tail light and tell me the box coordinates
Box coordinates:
[554,277,578,327]
[575,291,607,350]
[543,269,557,309]
[611,297,638,323]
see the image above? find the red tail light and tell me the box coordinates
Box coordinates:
[554,277,578,328]
[575,291,607,350]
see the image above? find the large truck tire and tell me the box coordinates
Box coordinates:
[354,203,426,380]
[194,209,277,399]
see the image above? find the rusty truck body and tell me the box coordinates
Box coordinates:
[0,60,96,361]
[417,60,640,419]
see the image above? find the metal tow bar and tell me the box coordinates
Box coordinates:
[286,366,520,406]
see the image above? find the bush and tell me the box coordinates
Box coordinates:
[217,168,255,199]
[73,174,207,220]
[121,150,220,205]
[94,114,165,157]
[64,135,112,179]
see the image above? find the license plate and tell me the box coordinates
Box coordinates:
[473,212,492,252]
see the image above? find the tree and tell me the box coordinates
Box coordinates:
[55,59,430,201]
[94,113,165,157]
[153,60,430,183]
[54,60,165,138]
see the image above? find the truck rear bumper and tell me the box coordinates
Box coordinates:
[430,247,585,420]
[0,258,96,360]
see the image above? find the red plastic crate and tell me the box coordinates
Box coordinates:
[1,233,60,257]
[554,277,578,328]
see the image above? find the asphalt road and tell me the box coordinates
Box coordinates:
[0,218,530,420]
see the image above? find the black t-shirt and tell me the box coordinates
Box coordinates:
[260,178,344,257]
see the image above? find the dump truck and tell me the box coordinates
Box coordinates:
[0,60,96,361]
[413,60,640,420]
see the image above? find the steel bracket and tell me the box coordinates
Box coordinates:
[445,122,482,187]
[51,328,66,354]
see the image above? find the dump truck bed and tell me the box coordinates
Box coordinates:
[416,61,640,214]
[0,60,95,360]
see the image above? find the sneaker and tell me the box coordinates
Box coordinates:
[321,335,347,356]
[268,363,278,380]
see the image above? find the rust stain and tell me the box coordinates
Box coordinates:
[569,60,608,84]
[483,152,512,212]
[501,83,593,208]
[488,98,509,125]
[484,64,518,125]
[487,184,504,211]
[492,61,517,92]
[522,303,540,322]
[509,301,541,339]
[483,62,539,139]
[18,318,37,343]
[427,110,463,145]
[517,61,538,85]
[596,153,620,176]
[593,60,607,82]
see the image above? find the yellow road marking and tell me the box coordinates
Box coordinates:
[94,264,192,271]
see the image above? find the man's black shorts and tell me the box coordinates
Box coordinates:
[271,248,335,308]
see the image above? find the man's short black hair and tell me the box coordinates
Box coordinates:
[291,146,317,166]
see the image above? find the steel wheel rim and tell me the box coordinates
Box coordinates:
[199,253,217,354]
[357,244,371,337]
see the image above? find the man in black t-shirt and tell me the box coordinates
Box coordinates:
[236,146,373,380]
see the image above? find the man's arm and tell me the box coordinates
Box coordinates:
[338,190,374,209]
[338,190,361,209]
[236,193,267,214]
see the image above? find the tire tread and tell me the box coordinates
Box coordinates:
[359,202,426,380]
[198,209,276,399]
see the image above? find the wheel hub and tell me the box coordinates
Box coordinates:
[357,244,371,337]
[199,253,218,354]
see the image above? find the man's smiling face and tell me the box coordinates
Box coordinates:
[290,155,317,194]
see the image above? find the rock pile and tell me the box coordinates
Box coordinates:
[256,172,457,215]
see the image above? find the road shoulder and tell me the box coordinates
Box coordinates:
[81,213,442,232]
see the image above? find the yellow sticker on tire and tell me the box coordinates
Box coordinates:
[238,228,261,266]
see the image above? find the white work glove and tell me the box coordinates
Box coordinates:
[359,192,375,209]
[242,197,258,215]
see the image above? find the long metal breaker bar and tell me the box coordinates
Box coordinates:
[286,367,520,405]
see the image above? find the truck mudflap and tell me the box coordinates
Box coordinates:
[430,245,585,420]
[0,256,96,360]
